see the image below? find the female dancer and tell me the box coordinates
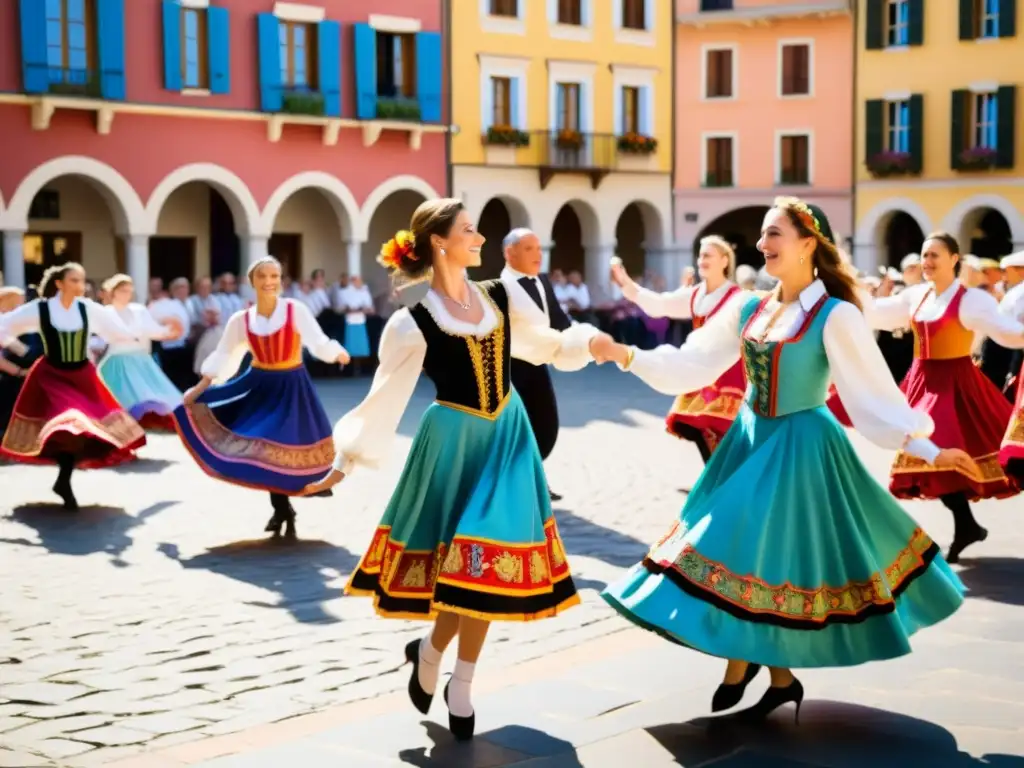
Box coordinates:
[174,257,350,540]
[0,263,146,509]
[610,236,747,462]
[302,199,602,740]
[592,198,967,720]
[867,232,1024,562]
[97,274,184,430]
[0,287,36,439]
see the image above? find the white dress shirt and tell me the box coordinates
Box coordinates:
[565,283,591,310]
[105,304,174,355]
[622,280,942,464]
[148,297,191,350]
[338,285,374,325]
[0,297,136,347]
[998,281,1024,321]
[501,266,549,320]
[214,292,246,324]
[624,279,744,320]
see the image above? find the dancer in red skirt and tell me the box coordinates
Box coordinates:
[867,233,1024,562]
[0,263,145,509]
[610,235,748,463]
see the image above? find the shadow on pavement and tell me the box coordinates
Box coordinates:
[158,539,358,625]
[647,700,1024,767]
[2,500,175,566]
[956,557,1024,607]
[109,457,176,475]
[398,721,583,767]
[554,507,649,568]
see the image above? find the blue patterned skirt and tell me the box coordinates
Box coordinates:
[172,364,334,495]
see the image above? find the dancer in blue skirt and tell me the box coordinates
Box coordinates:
[302,198,605,741]
[590,197,969,722]
[176,257,350,540]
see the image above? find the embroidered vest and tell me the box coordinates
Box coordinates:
[691,283,739,330]
[911,284,974,360]
[246,302,304,370]
[39,301,89,370]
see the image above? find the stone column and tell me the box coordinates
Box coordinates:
[345,240,363,278]
[244,235,269,272]
[2,231,25,289]
[540,242,553,274]
[125,235,150,302]
[585,242,615,298]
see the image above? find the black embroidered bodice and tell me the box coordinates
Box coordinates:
[408,280,512,419]
[39,300,90,370]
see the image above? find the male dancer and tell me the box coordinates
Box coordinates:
[500,228,572,501]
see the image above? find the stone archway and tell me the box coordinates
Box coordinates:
[695,206,770,268]
[959,208,1014,259]
[881,211,925,269]
[475,198,512,280]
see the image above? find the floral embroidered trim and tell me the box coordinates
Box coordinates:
[2,409,143,456]
[891,450,1007,484]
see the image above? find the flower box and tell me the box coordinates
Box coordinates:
[376,97,421,121]
[957,146,998,171]
[484,125,529,147]
[281,91,325,116]
[555,129,584,150]
[617,132,657,155]
[865,151,913,177]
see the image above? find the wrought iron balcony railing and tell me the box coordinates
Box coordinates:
[26,65,104,98]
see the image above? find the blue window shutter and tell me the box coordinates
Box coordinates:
[97,0,126,99]
[318,20,341,116]
[207,6,230,94]
[18,0,48,93]
[353,23,377,119]
[509,77,519,128]
[257,13,281,112]
[639,86,650,135]
[162,1,182,91]
[415,31,442,123]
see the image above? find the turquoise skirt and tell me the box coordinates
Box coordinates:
[97,351,182,431]
[346,391,578,622]
[602,404,965,668]
[343,323,371,358]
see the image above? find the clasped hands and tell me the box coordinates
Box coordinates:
[589,332,629,367]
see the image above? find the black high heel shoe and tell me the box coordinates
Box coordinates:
[443,678,475,741]
[739,678,804,724]
[710,663,762,712]
[404,639,434,715]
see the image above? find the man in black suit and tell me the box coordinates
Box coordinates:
[500,228,572,501]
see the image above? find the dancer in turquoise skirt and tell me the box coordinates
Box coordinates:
[303,198,605,741]
[590,197,969,722]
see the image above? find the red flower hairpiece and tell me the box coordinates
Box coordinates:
[791,201,822,236]
[379,230,418,272]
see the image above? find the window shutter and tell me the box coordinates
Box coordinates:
[207,7,230,95]
[509,77,520,128]
[865,99,884,163]
[950,89,968,169]
[353,23,377,120]
[415,31,442,123]
[907,0,924,45]
[639,85,650,135]
[996,85,1016,168]
[257,13,281,112]
[958,0,974,39]
[865,0,884,50]
[908,94,923,172]
[18,0,49,93]
[161,2,182,91]
[1000,0,1017,38]
[97,0,126,99]
[317,20,341,116]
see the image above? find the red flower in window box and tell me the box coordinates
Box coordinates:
[555,129,584,150]
[865,151,912,177]
[617,132,658,155]
[957,146,998,171]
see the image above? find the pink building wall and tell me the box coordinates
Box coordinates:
[673,6,854,251]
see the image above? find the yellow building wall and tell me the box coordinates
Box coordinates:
[449,0,674,173]
[855,1,1024,242]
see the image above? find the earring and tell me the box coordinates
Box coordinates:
[440,248,446,256]
[799,256,805,265]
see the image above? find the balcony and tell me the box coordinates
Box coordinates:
[678,0,851,25]
[28,65,103,98]
[24,65,116,134]
[479,130,661,189]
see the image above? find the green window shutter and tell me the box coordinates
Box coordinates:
[959,0,975,40]
[996,85,1017,168]
[865,0,884,49]
[908,94,923,172]
[907,0,924,45]
[865,99,884,163]
[999,0,1017,38]
[950,89,968,169]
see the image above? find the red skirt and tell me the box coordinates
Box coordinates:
[665,360,745,454]
[890,356,1017,500]
[999,359,1024,475]
[0,358,145,468]
[825,384,853,427]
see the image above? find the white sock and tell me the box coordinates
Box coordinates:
[448,659,476,718]
[417,636,442,695]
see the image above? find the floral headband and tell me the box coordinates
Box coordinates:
[791,201,822,237]
[378,230,418,272]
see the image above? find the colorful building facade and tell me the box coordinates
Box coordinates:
[853,0,1023,271]
[0,0,449,303]
[450,0,675,289]
[674,0,854,267]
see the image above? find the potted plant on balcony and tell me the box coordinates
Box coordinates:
[376,97,421,121]
[47,69,101,98]
[865,151,912,178]
[484,125,530,147]
[555,128,584,150]
[617,132,657,155]
[282,90,325,116]
[957,146,998,171]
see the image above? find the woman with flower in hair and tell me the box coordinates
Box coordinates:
[174,256,350,540]
[96,274,184,431]
[301,198,606,741]
[0,263,145,509]
[590,198,966,722]
[865,232,1024,563]
[611,235,748,468]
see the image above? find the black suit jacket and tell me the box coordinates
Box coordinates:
[537,274,571,331]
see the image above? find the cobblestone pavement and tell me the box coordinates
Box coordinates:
[1,367,1022,767]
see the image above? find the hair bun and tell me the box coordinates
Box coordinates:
[378,230,418,272]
